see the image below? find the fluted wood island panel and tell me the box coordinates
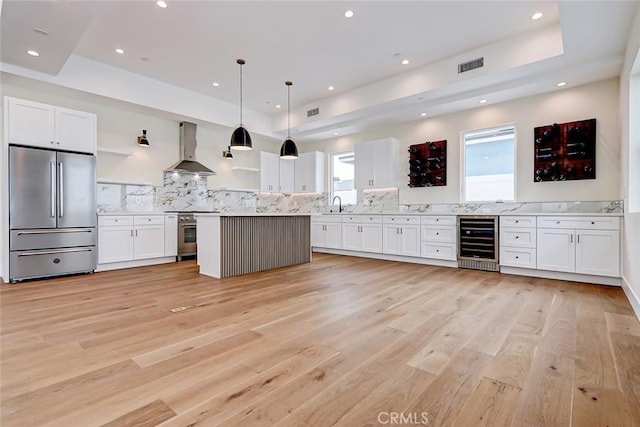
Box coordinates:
[196,214,311,278]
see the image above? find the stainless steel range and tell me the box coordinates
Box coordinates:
[177,212,197,260]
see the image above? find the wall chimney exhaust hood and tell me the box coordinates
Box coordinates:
[165,122,216,176]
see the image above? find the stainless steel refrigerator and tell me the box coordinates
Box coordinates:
[9,145,97,282]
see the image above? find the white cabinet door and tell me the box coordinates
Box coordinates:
[342,224,362,251]
[7,97,55,149]
[311,223,327,247]
[354,142,374,189]
[400,225,420,257]
[537,228,575,273]
[362,223,383,253]
[371,138,399,189]
[279,158,295,193]
[326,223,342,249]
[355,138,399,189]
[294,152,324,193]
[575,229,620,277]
[98,225,134,263]
[134,225,165,260]
[54,107,97,154]
[383,225,401,255]
[164,214,178,257]
[260,152,280,192]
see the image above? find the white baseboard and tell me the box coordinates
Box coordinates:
[622,275,640,321]
[312,247,458,268]
[96,256,176,272]
[500,266,621,286]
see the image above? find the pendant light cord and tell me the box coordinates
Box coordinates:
[239,63,243,126]
[287,84,291,138]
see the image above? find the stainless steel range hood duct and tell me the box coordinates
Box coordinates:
[165,122,216,176]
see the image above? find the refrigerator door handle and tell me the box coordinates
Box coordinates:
[17,247,93,257]
[17,229,93,235]
[50,161,56,218]
[58,162,64,218]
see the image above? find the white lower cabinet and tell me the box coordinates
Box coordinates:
[342,216,382,253]
[536,216,620,277]
[98,215,169,265]
[164,214,178,257]
[311,216,342,249]
[383,216,420,257]
[500,216,537,269]
[420,216,457,261]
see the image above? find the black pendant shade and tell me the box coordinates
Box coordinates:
[230,126,252,151]
[280,138,298,159]
[280,80,298,159]
[230,58,252,151]
[137,129,150,146]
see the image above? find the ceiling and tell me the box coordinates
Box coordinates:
[1,1,638,142]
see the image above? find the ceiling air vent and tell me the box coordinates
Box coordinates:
[307,107,320,117]
[458,57,484,74]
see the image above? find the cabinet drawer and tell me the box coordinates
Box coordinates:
[312,215,342,224]
[421,242,457,261]
[500,216,536,228]
[421,226,456,243]
[500,247,537,268]
[342,215,382,224]
[384,215,420,225]
[98,216,133,227]
[421,216,456,226]
[537,216,619,230]
[500,227,536,248]
[134,216,165,226]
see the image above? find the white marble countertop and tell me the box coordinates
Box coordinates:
[98,212,176,216]
[320,212,623,217]
[194,213,318,217]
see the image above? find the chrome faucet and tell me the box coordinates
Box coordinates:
[332,195,343,213]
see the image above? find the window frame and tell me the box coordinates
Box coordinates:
[328,150,357,206]
[460,123,517,203]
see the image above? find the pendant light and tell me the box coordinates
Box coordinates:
[280,81,298,159]
[230,59,252,150]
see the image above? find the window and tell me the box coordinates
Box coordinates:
[330,151,357,205]
[462,125,516,202]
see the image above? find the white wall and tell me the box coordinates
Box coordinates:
[0,73,280,188]
[304,78,621,205]
[0,73,281,281]
[620,7,640,318]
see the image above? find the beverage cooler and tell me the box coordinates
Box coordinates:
[457,216,499,272]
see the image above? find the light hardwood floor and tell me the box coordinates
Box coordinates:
[1,253,639,426]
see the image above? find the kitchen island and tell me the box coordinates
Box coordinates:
[195,213,312,278]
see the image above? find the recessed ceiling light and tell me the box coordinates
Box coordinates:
[531,12,543,20]
[556,81,567,87]
[157,0,168,8]
[275,105,282,109]
[334,132,339,135]
[344,10,354,18]
[328,86,334,91]
[26,50,39,57]
[33,27,49,35]
[212,82,220,87]
[420,112,427,117]
[402,59,410,65]
[479,99,488,104]
[115,48,124,54]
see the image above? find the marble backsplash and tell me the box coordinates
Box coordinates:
[97,177,623,215]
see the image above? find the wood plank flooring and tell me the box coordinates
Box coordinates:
[1,253,639,426]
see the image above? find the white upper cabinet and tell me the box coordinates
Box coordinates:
[279,158,295,193]
[260,151,280,192]
[6,97,97,154]
[354,137,399,189]
[294,151,324,193]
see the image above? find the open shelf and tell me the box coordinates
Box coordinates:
[231,166,260,172]
[98,147,133,157]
